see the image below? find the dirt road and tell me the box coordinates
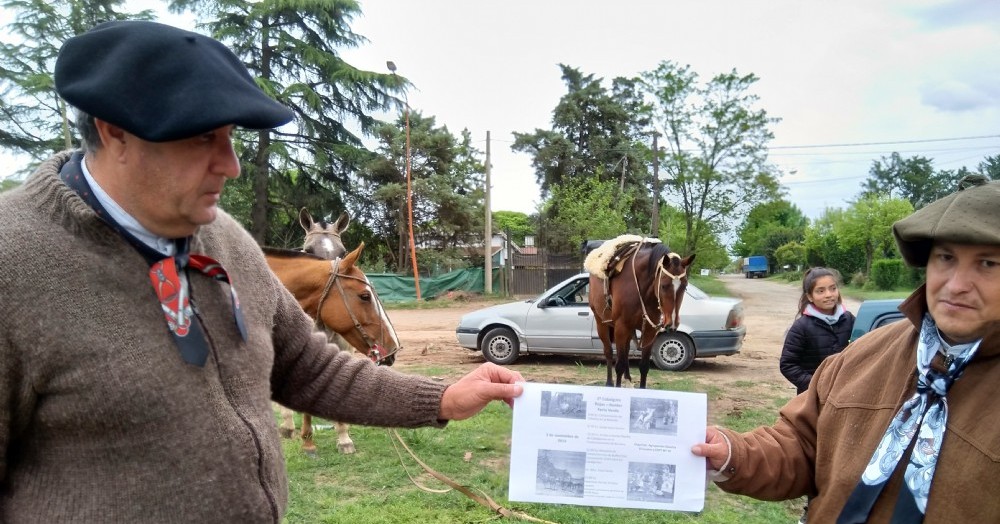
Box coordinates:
[385,275,861,390]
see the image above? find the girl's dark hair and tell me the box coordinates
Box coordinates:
[797,267,843,316]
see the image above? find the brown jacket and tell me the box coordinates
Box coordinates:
[717,286,1000,522]
[0,152,447,523]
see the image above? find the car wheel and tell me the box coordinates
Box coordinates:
[480,327,520,365]
[651,332,695,372]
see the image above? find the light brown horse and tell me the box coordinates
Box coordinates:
[265,243,401,455]
[585,237,695,388]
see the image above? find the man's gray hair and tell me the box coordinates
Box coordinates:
[74,110,101,154]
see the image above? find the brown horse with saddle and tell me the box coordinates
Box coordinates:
[585,235,695,388]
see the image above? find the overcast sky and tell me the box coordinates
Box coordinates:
[339,0,1000,219]
[4,1,999,222]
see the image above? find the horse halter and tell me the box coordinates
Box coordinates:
[633,249,686,332]
[314,258,400,365]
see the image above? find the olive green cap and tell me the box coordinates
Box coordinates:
[893,174,1000,267]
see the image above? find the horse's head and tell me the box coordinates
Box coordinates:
[300,207,350,260]
[655,251,696,331]
[265,244,401,366]
[316,243,401,366]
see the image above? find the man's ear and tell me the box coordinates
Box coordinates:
[93,118,129,158]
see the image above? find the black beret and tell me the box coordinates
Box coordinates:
[55,20,294,142]
[893,175,1000,267]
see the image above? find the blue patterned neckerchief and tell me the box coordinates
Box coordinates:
[838,313,980,523]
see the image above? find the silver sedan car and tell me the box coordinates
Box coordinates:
[456,273,745,371]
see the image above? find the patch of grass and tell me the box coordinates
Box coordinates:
[282,395,798,523]
[689,275,730,296]
[840,285,913,301]
[721,407,782,432]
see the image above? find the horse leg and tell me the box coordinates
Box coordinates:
[334,421,356,454]
[638,352,651,389]
[598,321,615,387]
[277,404,296,439]
[614,323,633,388]
[301,413,318,457]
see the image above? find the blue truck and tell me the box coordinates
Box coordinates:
[742,255,768,278]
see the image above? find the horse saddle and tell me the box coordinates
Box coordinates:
[602,242,643,279]
[596,242,644,322]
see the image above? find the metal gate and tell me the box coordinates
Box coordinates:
[510,251,581,296]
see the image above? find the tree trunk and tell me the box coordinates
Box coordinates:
[250,130,271,243]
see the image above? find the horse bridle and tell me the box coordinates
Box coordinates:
[313,258,400,366]
[632,247,686,333]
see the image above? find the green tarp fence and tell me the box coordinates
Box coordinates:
[368,267,500,302]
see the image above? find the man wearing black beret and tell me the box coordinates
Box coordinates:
[0,20,523,523]
[692,175,1000,522]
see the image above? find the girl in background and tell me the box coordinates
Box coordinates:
[781,267,856,523]
[780,267,856,395]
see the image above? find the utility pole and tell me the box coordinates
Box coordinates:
[651,132,660,236]
[484,131,492,294]
[386,60,420,300]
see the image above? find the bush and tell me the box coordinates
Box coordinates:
[871,259,904,290]
[850,271,867,288]
[902,265,925,288]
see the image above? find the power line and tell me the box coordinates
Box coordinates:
[763,134,1000,150]
[770,144,998,158]
[484,133,1000,154]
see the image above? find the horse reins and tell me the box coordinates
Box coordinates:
[629,241,686,333]
[314,258,400,365]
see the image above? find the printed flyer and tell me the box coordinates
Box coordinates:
[508,382,707,512]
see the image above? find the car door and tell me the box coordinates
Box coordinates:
[523,276,598,352]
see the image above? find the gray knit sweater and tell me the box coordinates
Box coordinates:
[0,151,447,523]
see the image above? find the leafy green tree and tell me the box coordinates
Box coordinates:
[0,0,154,169]
[1,178,22,192]
[540,177,631,254]
[977,154,1000,180]
[836,196,913,274]
[733,199,808,257]
[803,208,865,277]
[640,60,781,255]
[364,112,484,272]
[774,241,807,270]
[512,65,654,245]
[860,152,951,209]
[170,0,403,244]
[657,204,728,270]
[493,210,534,245]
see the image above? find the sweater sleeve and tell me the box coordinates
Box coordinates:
[0,328,9,483]
[0,322,28,485]
[267,277,447,428]
[779,319,812,392]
